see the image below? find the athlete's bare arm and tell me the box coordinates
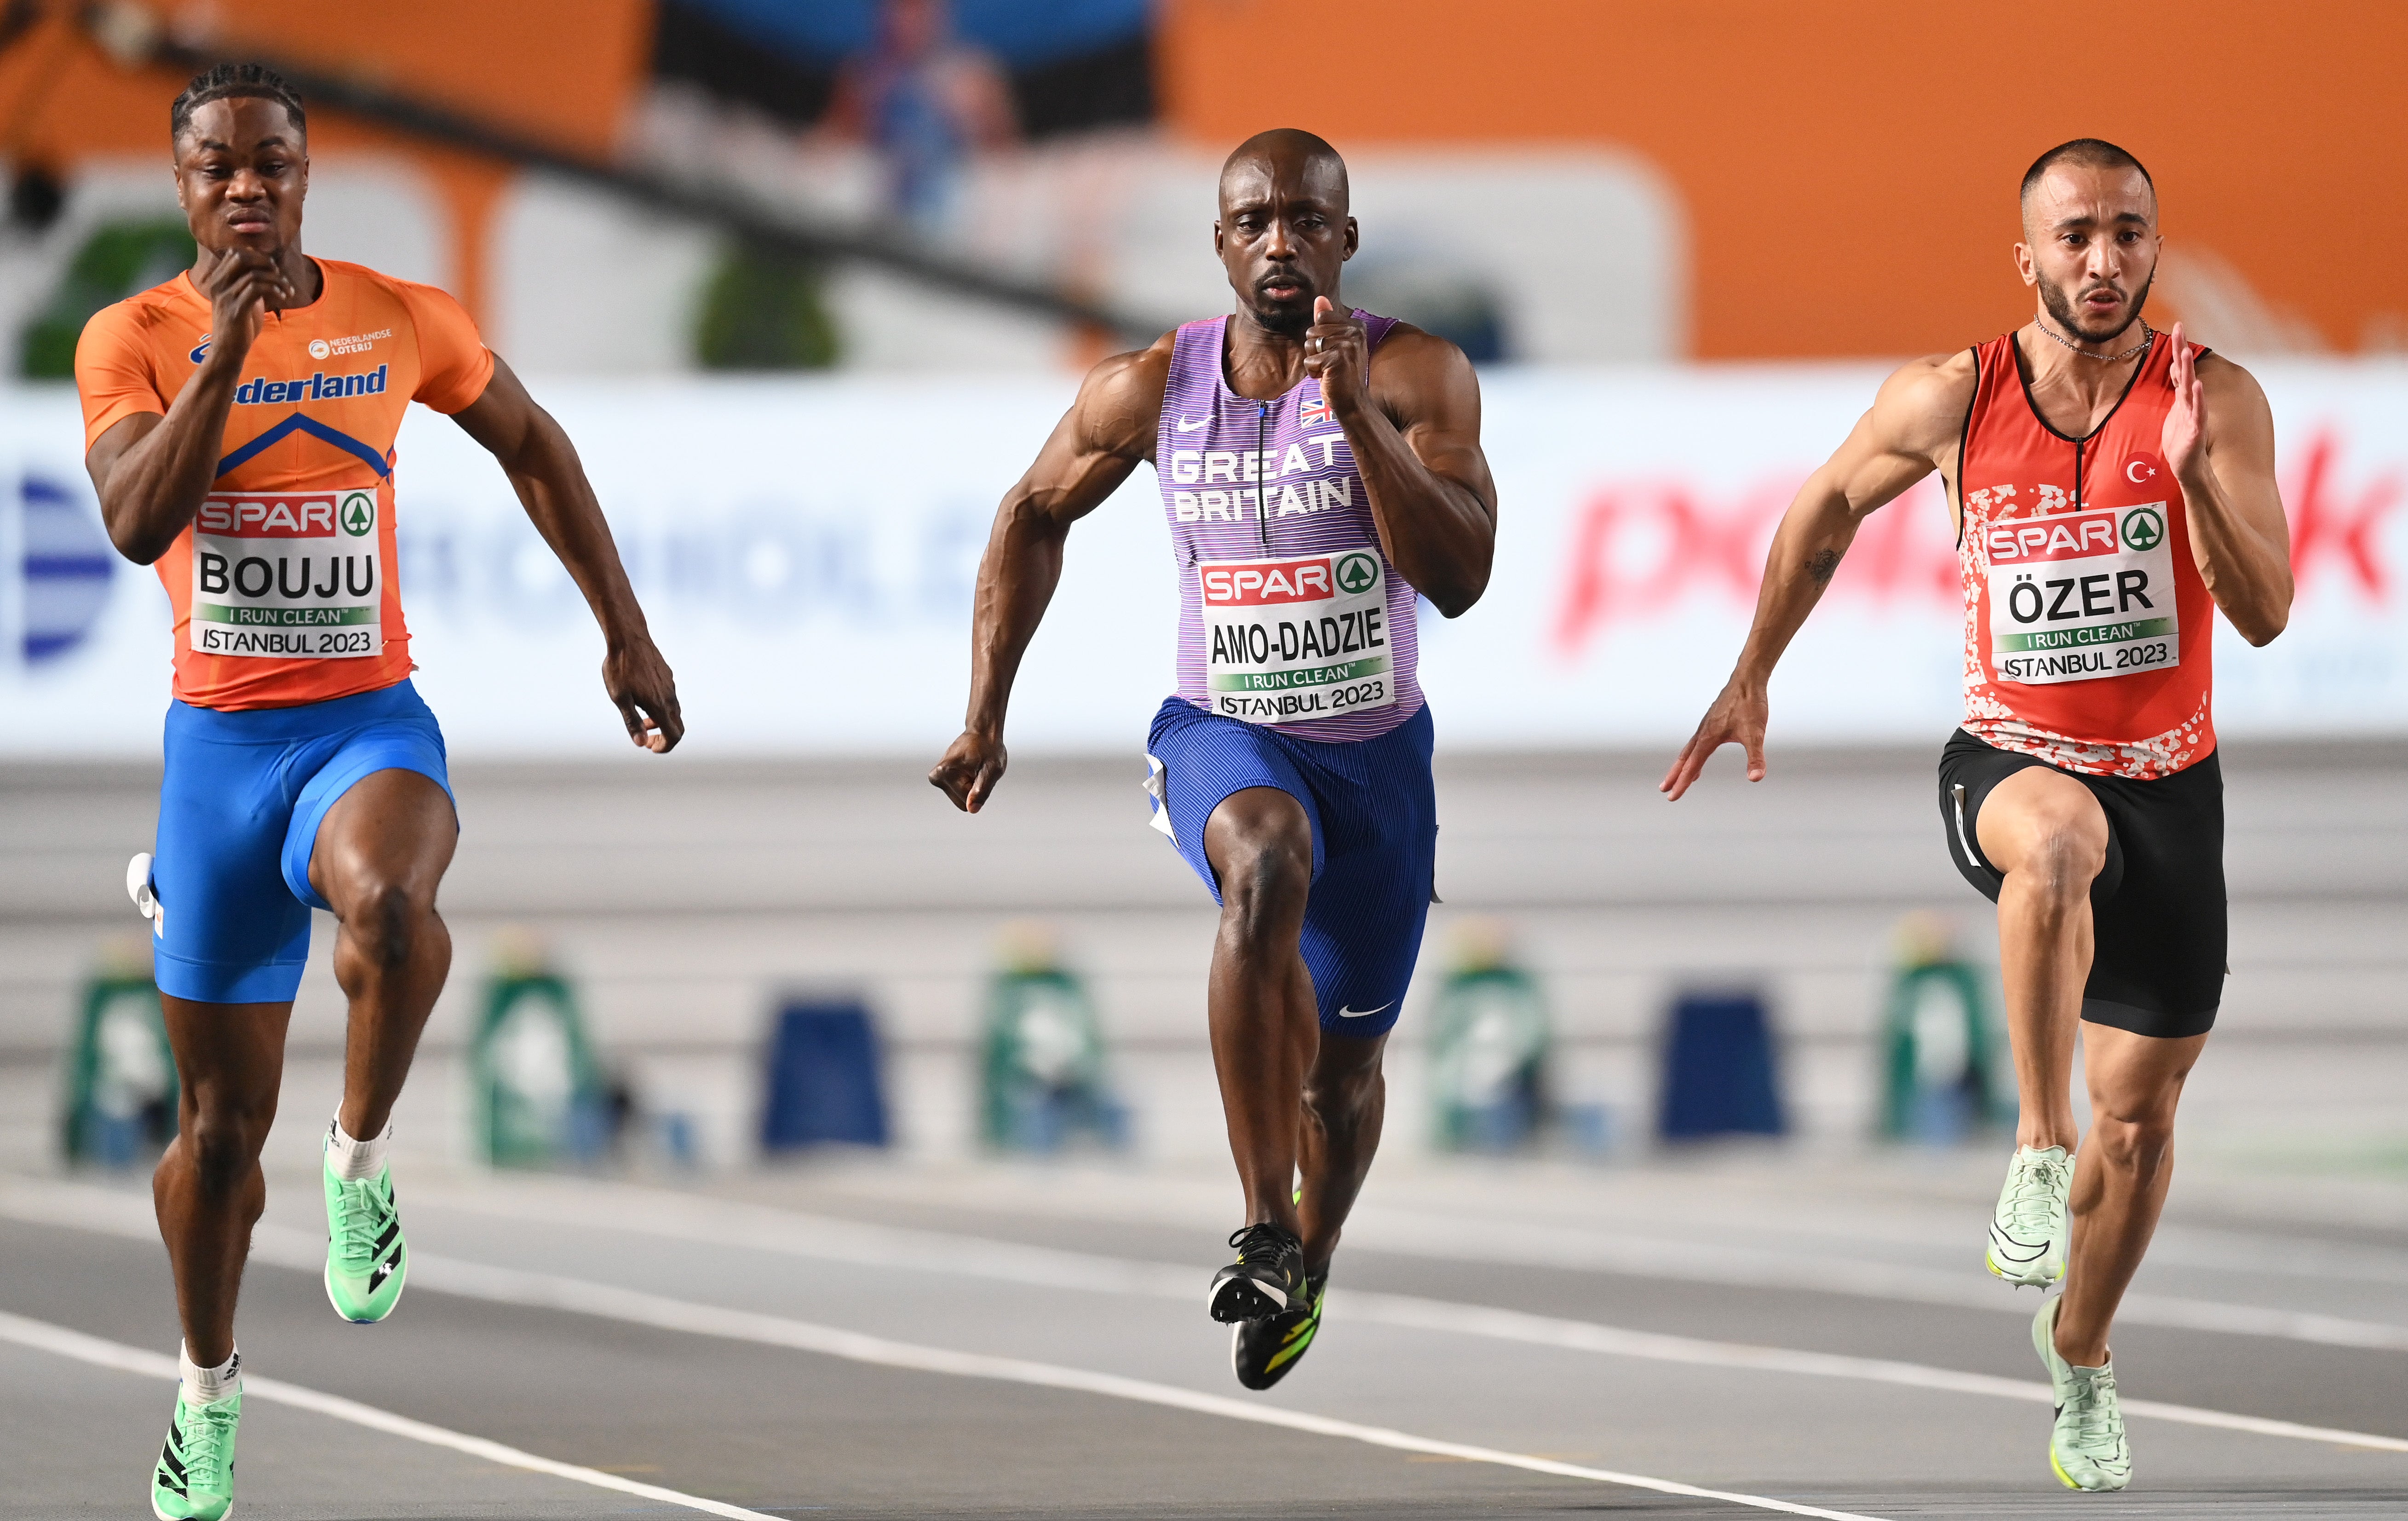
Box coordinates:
[928,336,1174,812]
[1304,298,1495,615]
[449,356,683,752]
[1661,350,1977,801]
[85,250,299,564]
[2167,339,2291,645]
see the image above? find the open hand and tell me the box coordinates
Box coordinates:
[1660,679,1769,801]
[1301,296,1369,416]
[2161,321,2207,483]
[603,635,683,752]
[930,729,1008,813]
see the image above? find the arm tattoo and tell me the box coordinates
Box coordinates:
[1806,548,1843,585]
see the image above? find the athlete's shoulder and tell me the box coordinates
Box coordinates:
[1074,330,1175,443]
[1363,319,1462,367]
[2191,346,2265,404]
[80,276,196,347]
[1870,348,1979,453]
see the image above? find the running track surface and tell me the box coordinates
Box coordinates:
[4,1153,2407,1519]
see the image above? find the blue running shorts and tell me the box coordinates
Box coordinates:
[1144,696,1437,1037]
[149,679,453,1004]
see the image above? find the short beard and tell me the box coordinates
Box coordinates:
[2041,269,2154,348]
[1249,299,1313,338]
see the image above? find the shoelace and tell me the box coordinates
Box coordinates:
[1226,1223,1296,1266]
[180,1399,239,1482]
[333,1177,393,1269]
[2007,1155,2068,1237]
[2061,1366,2125,1453]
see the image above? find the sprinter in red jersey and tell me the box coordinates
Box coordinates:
[75,64,680,1521]
[1663,140,2292,1492]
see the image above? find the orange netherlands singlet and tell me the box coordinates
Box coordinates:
[75,258,494,711]
[1955,330,2216,780]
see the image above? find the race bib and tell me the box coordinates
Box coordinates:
[190,488,383,660]
[1985,503,2178,685]
[1200,548,1395,723]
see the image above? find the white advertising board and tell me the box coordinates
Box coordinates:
[3,364,2402,757]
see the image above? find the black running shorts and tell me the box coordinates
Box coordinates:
[1937,728,2225,1040]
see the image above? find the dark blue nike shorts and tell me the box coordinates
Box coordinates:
[1144,695,1437,1037]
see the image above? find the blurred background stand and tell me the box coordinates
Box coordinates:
[58,937,175,1168]
[1426,918,1553,1154]
[468,929,615,1168]
[762,995,892,1154]
[1656,986,1787,1143]
[977,921,1127,1155]
[1877,911,2011,1145]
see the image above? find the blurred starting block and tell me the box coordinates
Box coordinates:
[978,924,1127,1155]
[1427,919,1552,1154]
[1656,987,1787,1142]
[762,998,891,1153]
[469,933,611,1168]
[1878,913,2010,1143]
[60,943,177,1168]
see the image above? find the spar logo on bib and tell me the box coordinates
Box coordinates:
[2121,505,2164,552]
[339,491,375,537]
[1333,551,1378,594]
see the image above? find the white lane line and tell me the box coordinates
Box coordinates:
[12,1175,2408,1460]
[813,1173,2408,1352]
[0,1309,782,1521]
[0,1183,1877,1520]
[394,1178,2408,1454]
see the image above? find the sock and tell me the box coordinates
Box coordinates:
[179,1342,240,1405]
[325,1116,391,1182]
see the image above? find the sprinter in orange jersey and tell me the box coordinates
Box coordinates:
[1662,140,2292,1493]
[74,63,681,1521]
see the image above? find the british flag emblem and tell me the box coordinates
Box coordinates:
[1300,385,1333,426]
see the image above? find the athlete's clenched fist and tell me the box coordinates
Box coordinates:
[1301,296,1369,415]
[931,729,1008,813]
[200,249,293,366]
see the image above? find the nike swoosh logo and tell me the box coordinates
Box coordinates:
[1176,416,1209,431]
[1337,1003,1392,1018]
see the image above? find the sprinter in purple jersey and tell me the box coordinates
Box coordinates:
[932,129,1495,1389]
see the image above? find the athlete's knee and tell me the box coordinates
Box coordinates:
[340,878,439,971]
[2015,809,2109,902]
[2085,1093,2178,1176]
[1217,831,1311,930]
[184,1091,276,1192]
[1301,1061,1380,1131]
[1302,1038,1384,1128]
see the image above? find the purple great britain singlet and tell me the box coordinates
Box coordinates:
[1155,313,1423,743]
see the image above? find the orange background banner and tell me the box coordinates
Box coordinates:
[1159,0,2408,359]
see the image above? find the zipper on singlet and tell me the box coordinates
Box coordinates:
[1254,400,1270,550]
[2073,438,2084,511]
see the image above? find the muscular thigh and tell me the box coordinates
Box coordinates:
[306,768,459,918]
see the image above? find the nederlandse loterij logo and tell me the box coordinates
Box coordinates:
[309,339,331,359]
[339,491,376,537]
[2121,507,2165,552]
[1334,551,1379,593]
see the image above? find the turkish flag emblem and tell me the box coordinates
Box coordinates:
[2121,451,2166,489]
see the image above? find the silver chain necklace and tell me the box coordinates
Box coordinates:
[2034,316,2153,362]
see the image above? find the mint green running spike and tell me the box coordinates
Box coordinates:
[324,1158,408,1323]
[1988,1145,2071,1288]
[2034,1297,2132,1491]
[150,1390,240,1521]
